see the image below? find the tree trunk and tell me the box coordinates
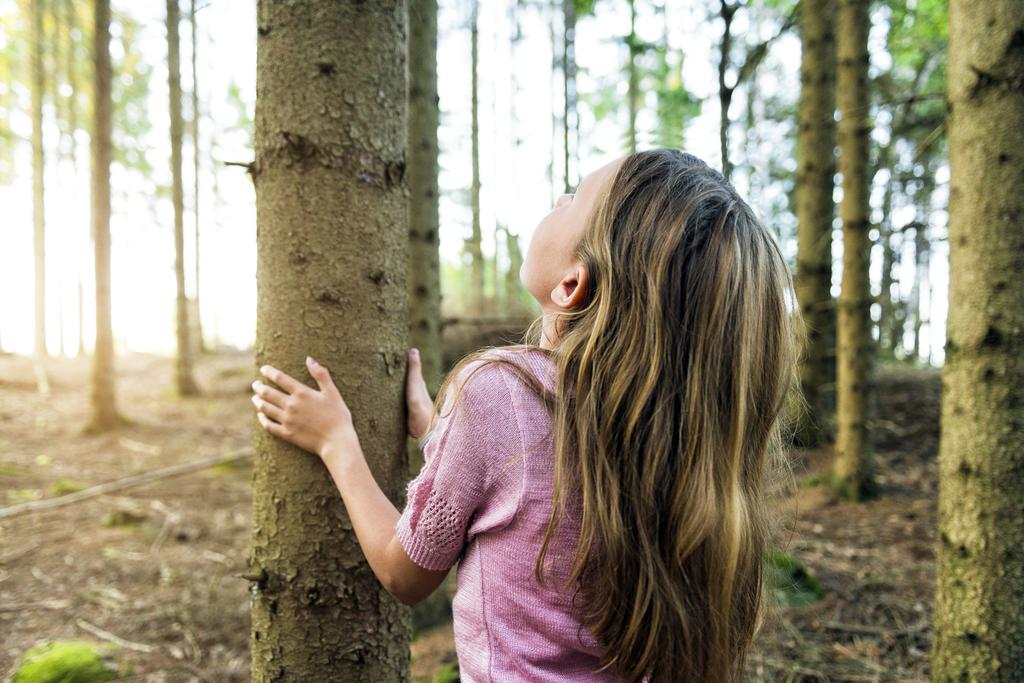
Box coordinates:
[877,153,897,357]
[910,155,934,364]
[832,0,875,501]
[562,0,575,193]
[468,0,483,317]
[933,2,1024,677]
[190,0,205,354]
[626,0,638,155]
[68,0,84,358]
[717,1,736,180]
[31,0,48,377]
[168,0,199,396]
[87,0,119,433]
[248,2,411,679]
[793,0,837,447]
[505,228,524,314]
[407,0,441,466]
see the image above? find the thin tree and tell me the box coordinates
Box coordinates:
[85,0,121,433]
[716,0,798,182]
[65,0,86,358]
[190,0,205,353]
[167,0,199,396]
[31,0,50,393]
[933,1,1024,676]
[793,0,837,447]
[467,0,483,317]
[407,0,441,466]
[626,0,638,154]
[832,0,875,501]
[248,1,411,678]
[562,0,576,193]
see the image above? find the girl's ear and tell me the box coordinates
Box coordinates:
[549,263,589,311]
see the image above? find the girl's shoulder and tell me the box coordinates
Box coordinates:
[454,346,556,398]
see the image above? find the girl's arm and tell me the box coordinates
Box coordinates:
[320,436,450,606]
[252,356,448,607]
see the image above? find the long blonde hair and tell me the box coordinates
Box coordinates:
[431,149,804,682]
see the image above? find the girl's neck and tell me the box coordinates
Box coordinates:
[539,310,560,351]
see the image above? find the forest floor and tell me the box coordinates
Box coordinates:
[0,348,940,682]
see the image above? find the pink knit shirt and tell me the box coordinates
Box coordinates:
[395,347,623,682]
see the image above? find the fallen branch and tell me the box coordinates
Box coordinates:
[820,618,930,637]
[76,618,156,653]
[0,447,253,520]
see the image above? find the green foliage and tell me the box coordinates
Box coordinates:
[11,640,119,683]
[0,3,152,186]
[573,0,597,18]
[652,46,701,150]
[0,5,27,184]
[765,549,823,607]
[111,10,154,180]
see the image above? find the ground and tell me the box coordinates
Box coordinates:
[0,349,940,681]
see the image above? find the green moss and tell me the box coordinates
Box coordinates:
[101,509,147,528]
[11,640,119,683]
[765,549,823,607]
[0,461,31,477]
[212,455,252,475]
[7,488,42,503]
[48,479,90,496]
[432,662,460,683]
[797,470,832,489]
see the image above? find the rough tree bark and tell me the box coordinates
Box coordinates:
[793,0,837,447]
[832,0,876,501]
[933,1,1024,678]
[167,0,199,396]
[247,1,411,680]
[407,0,441,469]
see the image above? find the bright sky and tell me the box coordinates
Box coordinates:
[0,0,948,364]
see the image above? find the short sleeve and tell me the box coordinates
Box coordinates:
[395,355,522,571]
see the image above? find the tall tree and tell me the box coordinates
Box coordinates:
[503,225,524,315]
[716,1,798,182]
[626,0,639,154]
[793,0,837,447]
[407,0,441,464]
[167,0,199,396]
[832,0,875,500]
[910,155,935,363]
[31,0,49,392]
[190,0,205,354]
[248,1,411,678]
[562,0,576,193]
[86,0,120,433]
[467,0,483,317]
[933,0,1024,676]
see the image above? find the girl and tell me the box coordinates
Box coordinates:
[251,148,803,682]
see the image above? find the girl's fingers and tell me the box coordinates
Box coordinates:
[252,394,285,423]
[252,380,288,408]
[259,365,304,395]
[257,411,288,439]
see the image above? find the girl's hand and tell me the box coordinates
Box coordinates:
[251,356,356,459]
[406,348,434,440]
